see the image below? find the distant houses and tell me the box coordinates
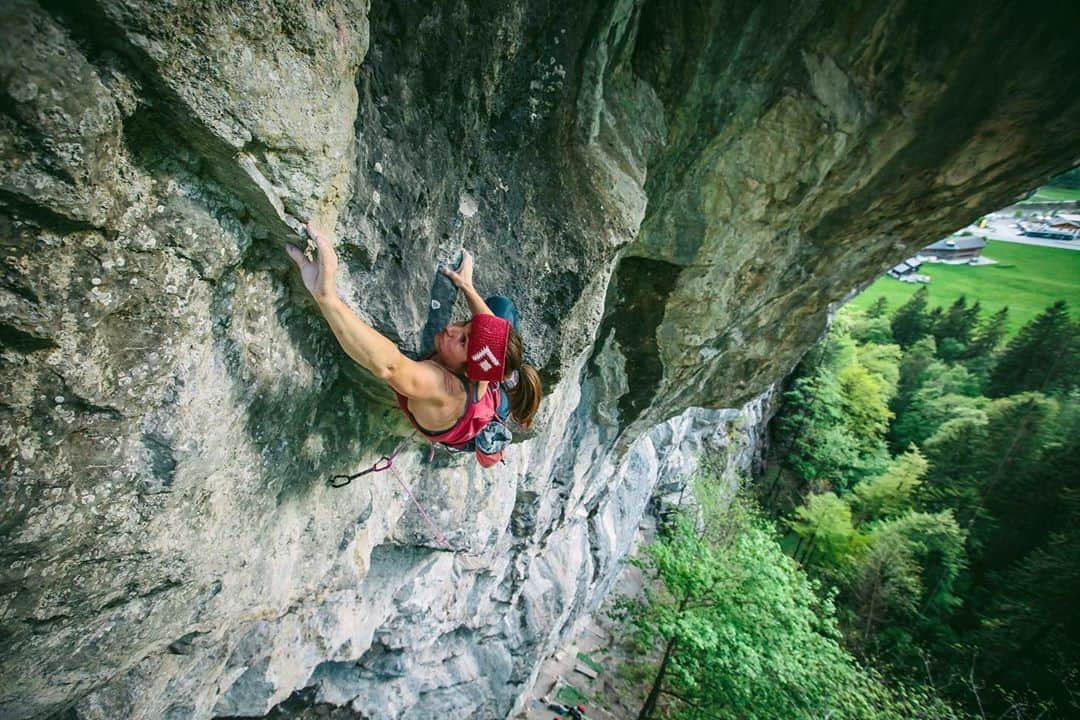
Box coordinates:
[1019,218,1080,241]
[918,235,987,261]
[887,257,930,283]
[886,234,986,284]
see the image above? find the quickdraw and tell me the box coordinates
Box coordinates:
[328,431,452,550]
[329,455,393,487]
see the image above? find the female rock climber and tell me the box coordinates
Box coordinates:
[285,224,542,465]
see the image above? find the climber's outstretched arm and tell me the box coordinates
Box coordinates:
[286,224,443,399]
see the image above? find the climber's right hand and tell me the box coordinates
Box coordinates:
[286,222,338,304]
[440,248,474,290]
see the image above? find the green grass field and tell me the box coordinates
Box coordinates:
[847,240,1080,337]
[1021,185,1080,203]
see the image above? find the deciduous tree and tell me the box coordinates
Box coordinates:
[612,492,956,720]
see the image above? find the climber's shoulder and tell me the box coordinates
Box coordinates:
[385,356,463,404]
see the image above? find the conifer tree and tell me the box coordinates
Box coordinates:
[867,297,889,319]
[987,301,1078,397]
[972,486,1080,714]
[890,287,932,347]
[923,393,1059,562]
[890,363,984,451]
[933,296,981,361]
[932,296,969,345]
[888,336,936,432]
[964,306,1008,360]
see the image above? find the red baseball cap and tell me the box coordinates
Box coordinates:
[466,314,510,382]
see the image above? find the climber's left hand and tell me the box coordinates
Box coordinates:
[441,248,475,290]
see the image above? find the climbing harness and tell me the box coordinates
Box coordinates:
[328,431,452,549]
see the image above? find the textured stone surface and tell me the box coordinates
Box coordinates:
[2,1,1080,719]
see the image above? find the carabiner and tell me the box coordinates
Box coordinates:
[328,456,394,488]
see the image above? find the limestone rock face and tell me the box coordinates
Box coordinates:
[1,1,1078,718]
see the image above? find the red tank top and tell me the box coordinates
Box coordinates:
[395,375,499,448]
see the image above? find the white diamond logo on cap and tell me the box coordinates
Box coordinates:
[471,345,500,373]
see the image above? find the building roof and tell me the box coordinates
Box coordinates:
[924,235,987,252]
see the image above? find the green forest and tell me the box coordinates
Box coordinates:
[608,291,1078,719]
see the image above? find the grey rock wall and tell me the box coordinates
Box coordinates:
[2,1,1079,718]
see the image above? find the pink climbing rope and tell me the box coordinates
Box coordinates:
[388,462,453,550]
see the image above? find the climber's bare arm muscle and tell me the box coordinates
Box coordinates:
[458,283,493,317]
[285,223,447,402]
[315,298,446,400]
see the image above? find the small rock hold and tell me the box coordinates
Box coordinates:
[458,194,479,217]
[54,396,65,404]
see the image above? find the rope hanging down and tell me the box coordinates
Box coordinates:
[329,432,453,550]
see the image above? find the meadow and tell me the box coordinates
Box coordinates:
[1022,185,1080,203]
[847,240,1080,337]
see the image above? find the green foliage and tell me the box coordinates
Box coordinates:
[890,287,932,347]
[971,485,1080,711]
[867,296,889,319]
[890,363,985,451]
[767,291,1080,717]
[964,306,1008,360]
[851,312,894,345]
[837,363,895,451]
[841,510,966,661]
[770,314,896,498]
[775,373,858,487]
[923,393,1060,541]
[789,492,860,568]
[851,447,928,524]
[931,296,981,361]
[786,445,966,671]
[856,342,901,396]
[613,490,956,720]
[890,335,937,420]
[987,300,1078,397]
